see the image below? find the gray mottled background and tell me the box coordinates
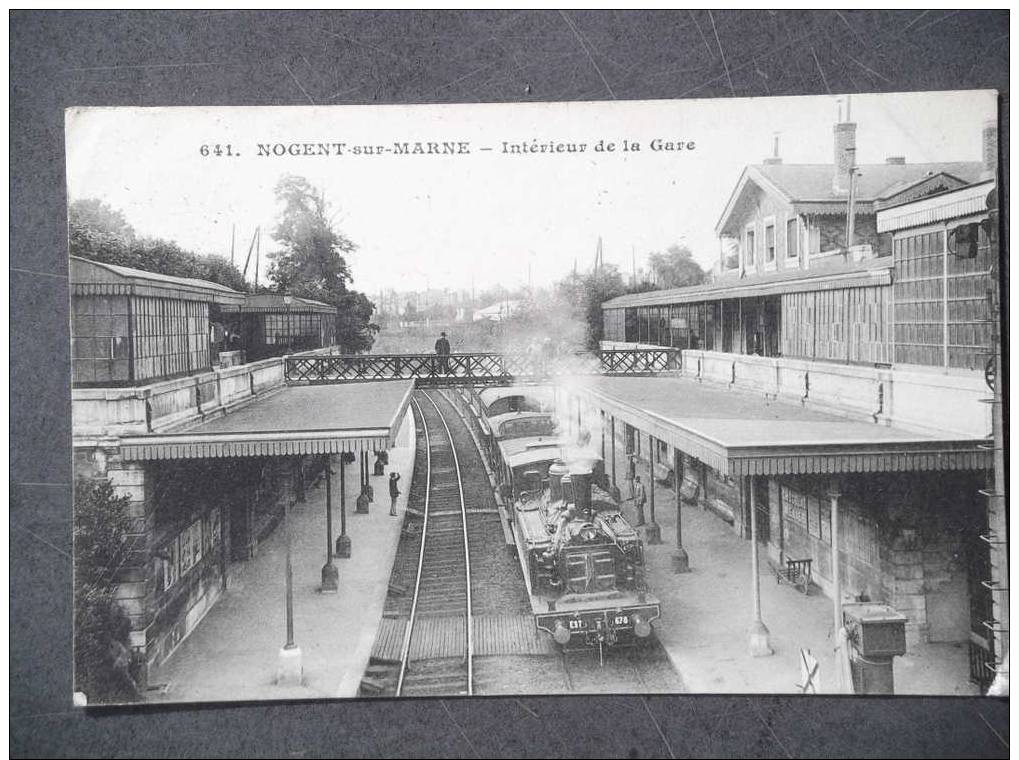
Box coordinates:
[10,10,1010,758]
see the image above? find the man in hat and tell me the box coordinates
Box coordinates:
[434,331,451,374]
[389,472,401,516]
[632,475,647,526]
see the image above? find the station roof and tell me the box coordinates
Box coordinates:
[120,380,413,460]
[70,256,245,305]
[876,178,996,233]
[716,161,984,236]
[575,376,989,477]
[219,293,336,314]
[602,256,892,310]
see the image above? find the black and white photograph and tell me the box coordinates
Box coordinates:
[63,88,1007,708]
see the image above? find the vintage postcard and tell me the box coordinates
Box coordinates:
[66,90,1005,705]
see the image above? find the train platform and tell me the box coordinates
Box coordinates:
[148,409,417,703]
[618,459,979,696]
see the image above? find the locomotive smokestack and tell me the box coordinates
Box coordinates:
[572,470,592,515]
[548,459,570,502]
[569,455,597,516]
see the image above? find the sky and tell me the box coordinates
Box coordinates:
[65,90,996,296]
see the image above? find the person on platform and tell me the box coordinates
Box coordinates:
[389,472,401,516]
[435,331,451,374]
[632,475,647,526]
[626,451,638,502]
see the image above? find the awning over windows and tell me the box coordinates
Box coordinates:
[120,380,414,460]
[575,376,990,478]
[601,259,892,310]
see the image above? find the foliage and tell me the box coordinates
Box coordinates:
[68,198,250,292]
[266,175,377,352]
[556,264,628,349]
[73,477,143,703]
[645,244,707,290]
[70,198,136,242]
[335,291,381,353]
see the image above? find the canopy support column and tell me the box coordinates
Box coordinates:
[748,474,773,657]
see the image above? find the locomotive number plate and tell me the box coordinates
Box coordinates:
[568,619,586,630]
[613,615,629,626]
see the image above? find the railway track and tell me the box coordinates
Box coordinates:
[362,388,681,697]
[395,390,474,697]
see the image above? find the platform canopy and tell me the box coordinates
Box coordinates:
[577,376,990,477]
[120,381,414,461]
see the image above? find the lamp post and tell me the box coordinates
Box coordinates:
[321,455,339,592]
[672,450,690,573]
[643,436,662,544]
[277,457,302,685]
[282,293,293,354]
[747,475,772,657]
[336,452,351,557]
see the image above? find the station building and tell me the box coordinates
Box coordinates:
[573,114,1005,690]
[71,256,410,690]
[219,293,337,362]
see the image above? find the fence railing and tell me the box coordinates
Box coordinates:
[285,349,682,385]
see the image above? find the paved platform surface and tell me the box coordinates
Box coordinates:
[192,379,414,434]
[149,409,416,703]
[614,457,980,696]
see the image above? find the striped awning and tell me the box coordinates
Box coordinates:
[574,376,990,478]
[602,262,891,310]
[877,180,995,233]
[120,380,413,461]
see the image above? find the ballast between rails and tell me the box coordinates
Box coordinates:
[395,393,474,697]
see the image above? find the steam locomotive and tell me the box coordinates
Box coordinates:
[473,385,661,657]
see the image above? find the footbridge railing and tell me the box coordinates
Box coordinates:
[285,349,682,386]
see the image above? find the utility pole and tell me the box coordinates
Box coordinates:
[230,224,236,268]
[845,147,858,251]
[254,226,261,289]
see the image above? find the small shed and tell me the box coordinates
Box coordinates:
[70,256,245,386]
[219,294,337,361]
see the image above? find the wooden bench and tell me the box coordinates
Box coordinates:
[775,558,812,595]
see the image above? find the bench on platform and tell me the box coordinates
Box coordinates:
[775,558,812,595]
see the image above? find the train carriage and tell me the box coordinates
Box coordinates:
[478,386,661,659]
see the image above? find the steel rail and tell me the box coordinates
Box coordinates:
[395,392,474,697]
[395,397,431,696]
[420,390,474,696]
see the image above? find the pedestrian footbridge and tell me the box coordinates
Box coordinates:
[285,349,681,386]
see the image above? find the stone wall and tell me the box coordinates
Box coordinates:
[682,349,991,439]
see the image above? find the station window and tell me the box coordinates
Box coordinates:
[745,228,755,267]
[765,224,776,263]
[786,217,799,258]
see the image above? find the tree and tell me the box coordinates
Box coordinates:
[266,175,377,352]
[69,198,136,243]
[68,198,250,292]
[73,477,143,703]
[556,264,628,349]
[646,244,706,290]
[335,291,380,353]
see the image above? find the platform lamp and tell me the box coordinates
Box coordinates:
[277,456,302,685]
[336,451,353,557]
[282,293,293,355]
[320,454,339,592]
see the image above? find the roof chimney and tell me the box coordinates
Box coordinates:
[832,96,857,195]
[885,156,905,165]
[763,132,782,165]
[982,119,998,179]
